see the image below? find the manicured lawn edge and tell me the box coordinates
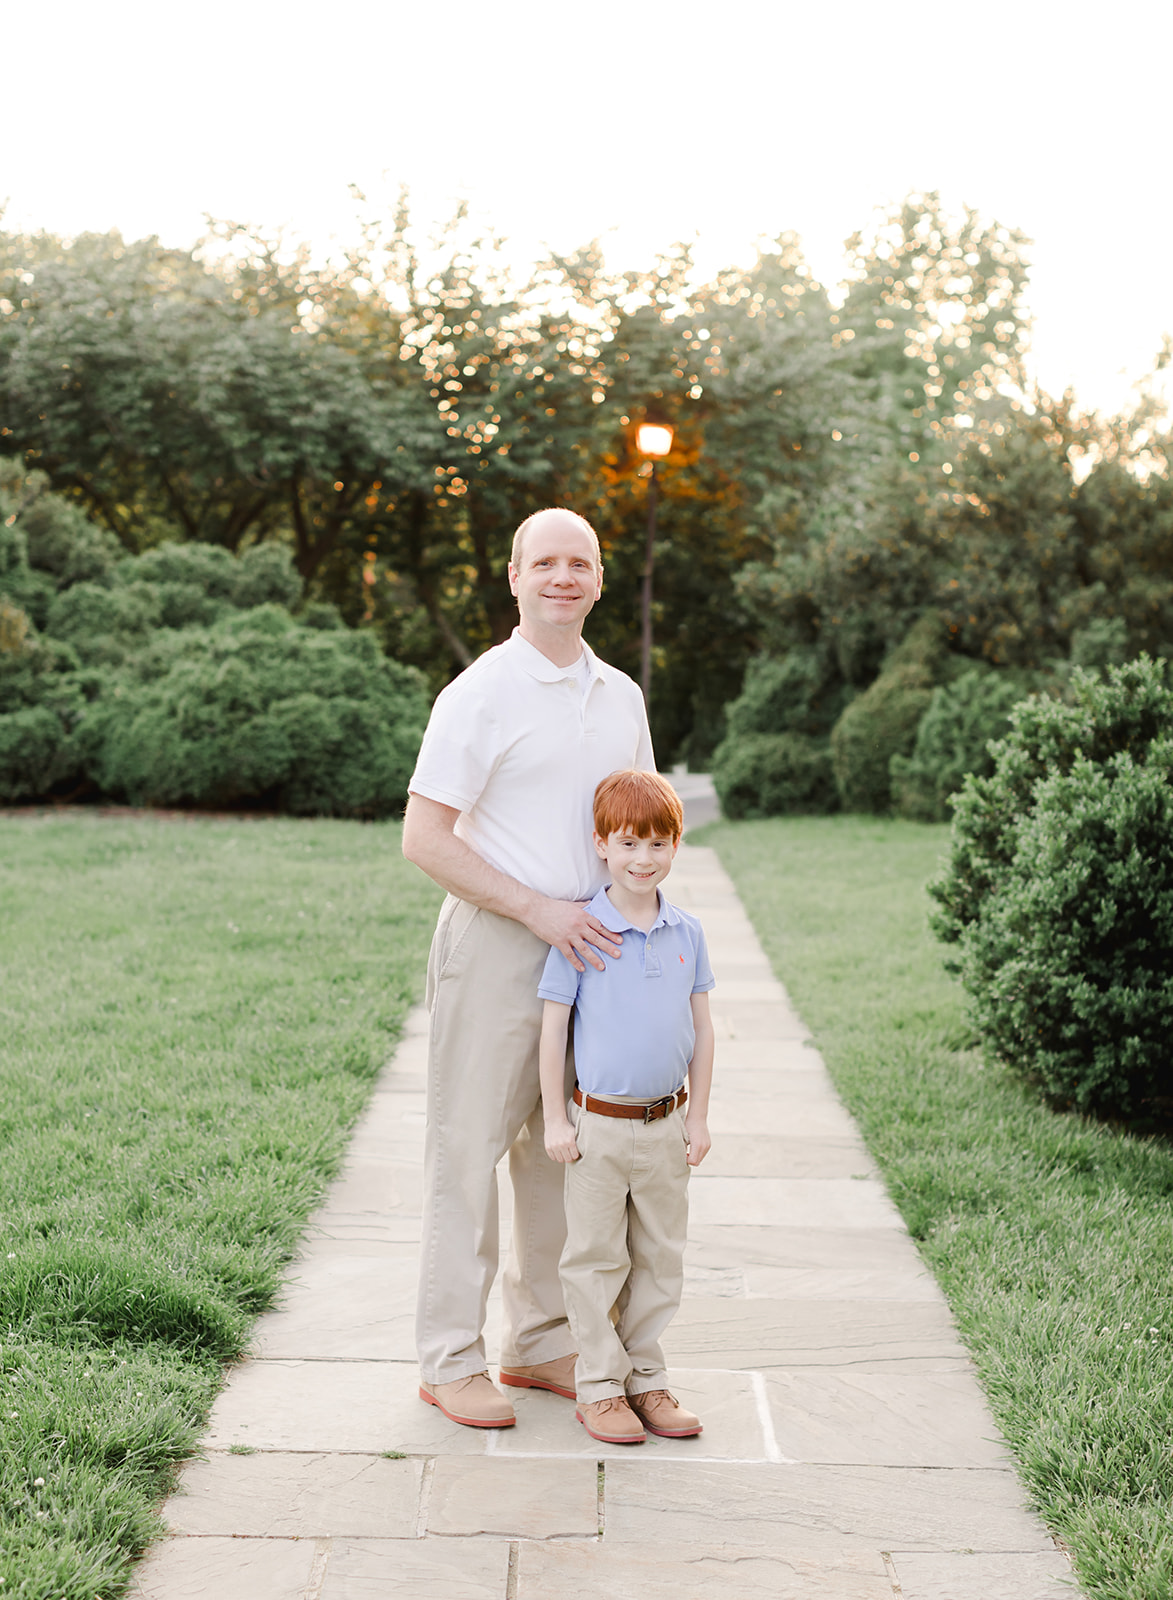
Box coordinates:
[0,813,440,1596]
[702,815,1173,1600]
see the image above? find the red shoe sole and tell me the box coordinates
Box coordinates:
[575,1408,646,1445]
[499,1372,576,1399]
[641,1421,703,1437]
[418,1386,516,1428]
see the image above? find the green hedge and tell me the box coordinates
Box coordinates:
[890,668,1032,822]
[829,614,946,813]
[711,731,838,819]
[86,609,429,815]
[0,468,430,815]
[930,657,1173,1119]
[709,648,850,817]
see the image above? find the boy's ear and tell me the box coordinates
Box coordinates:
[592,830,608,859]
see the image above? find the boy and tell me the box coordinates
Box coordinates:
[537,769,715,1445]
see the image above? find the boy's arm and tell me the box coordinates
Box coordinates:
[684,991,714,1167]
[539,1000,579,1163]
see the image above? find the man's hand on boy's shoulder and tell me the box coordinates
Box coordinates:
[544,1119,581,1164]
[527,896,622,973]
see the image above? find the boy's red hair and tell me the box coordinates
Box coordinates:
[593,769,684,844]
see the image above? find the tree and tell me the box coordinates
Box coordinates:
[836,192,1032,444]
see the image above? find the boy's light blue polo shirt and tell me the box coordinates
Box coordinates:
[538,886,715,1099]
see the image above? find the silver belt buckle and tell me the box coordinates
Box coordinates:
[643,1093,672,1124]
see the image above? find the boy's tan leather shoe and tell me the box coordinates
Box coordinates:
[498,1354,577,1399]
[575,1395,646,1444]
[627,1389,703,1437]
[419,1373,516,1428]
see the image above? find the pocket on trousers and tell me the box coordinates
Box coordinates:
[677,1109,691,1163]
[436,898,480,984]
[569,1098,590,1160]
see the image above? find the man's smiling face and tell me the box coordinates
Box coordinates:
[508,513,603,635]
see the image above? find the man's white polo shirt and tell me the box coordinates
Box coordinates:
[408,629,655,902]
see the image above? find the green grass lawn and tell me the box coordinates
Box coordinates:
[0,811,440,1597]
[701,815,1173,1600]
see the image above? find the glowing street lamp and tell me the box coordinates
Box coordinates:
[636,422,674,459]
[636,418,674,705]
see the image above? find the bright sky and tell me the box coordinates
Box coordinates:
[5,0,1170,419]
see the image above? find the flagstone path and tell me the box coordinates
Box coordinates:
[132,835,1077,1600]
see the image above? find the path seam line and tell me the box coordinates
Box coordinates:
[749,1369,795,1463]
[303,1536,331,1600]
[415,1457,435,1539]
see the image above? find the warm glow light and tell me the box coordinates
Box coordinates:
[637,422,674,458]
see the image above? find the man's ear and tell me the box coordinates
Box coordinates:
[507,562,520,597]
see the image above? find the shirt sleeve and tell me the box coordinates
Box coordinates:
[633,687,656,772]
[537,944,582,1006]
[691,923,716,995]
[408,673,500,814]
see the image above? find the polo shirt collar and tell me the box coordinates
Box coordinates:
[507,628,607,683]
[588,885,681,933]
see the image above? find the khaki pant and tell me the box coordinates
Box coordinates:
[416,896,575,1384]
[560,1099,690,1402]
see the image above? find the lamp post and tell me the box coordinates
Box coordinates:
[635,419,674,706]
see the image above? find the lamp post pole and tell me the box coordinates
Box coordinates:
[640,461,659,705]
[635,419,673,709]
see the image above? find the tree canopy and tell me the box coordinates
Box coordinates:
[3,193,1169,780]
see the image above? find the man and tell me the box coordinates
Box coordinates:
[402,506,655,1428]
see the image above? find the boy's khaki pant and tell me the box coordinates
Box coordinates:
[560,1099,690,1403]
[416,896,575,1385]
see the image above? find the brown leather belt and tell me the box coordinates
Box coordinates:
[572,1086,687,1123]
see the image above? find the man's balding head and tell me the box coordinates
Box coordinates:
[510,508,602,574]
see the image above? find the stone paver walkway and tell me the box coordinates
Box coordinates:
[133,844,1077,1600]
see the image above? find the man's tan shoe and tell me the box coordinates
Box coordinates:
[498,1353,577,1399]
[576,1395,646,1444]
[627,1388,702,1437]
[419,1372,516,1428]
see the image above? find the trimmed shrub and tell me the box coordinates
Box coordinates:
[119,541,302,615]
[1069,614,1130,671]
[229,543,303,611]
[1,469,417,815]
[89,608,430,817]
[724,648,850,743]
[19,497,122,590]
[120,542,240,599]
[1,464,119,624]
[0,522,55,631]
[301,601,346,631]
[829,615,947,813]
[891,668,1034,822]
[0,619,91,799]
[930,657,1173,1118]
[712,732,838,819]
[45,582,163,665]
[711,647,848,817]
[0,706,63,802]
[931,657,1173,949]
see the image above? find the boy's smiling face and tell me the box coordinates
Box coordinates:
[593,827,678,903]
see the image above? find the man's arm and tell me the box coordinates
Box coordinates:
[401,793,620,972]
[683,991,714,1167]
[539,1000,579,1163]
